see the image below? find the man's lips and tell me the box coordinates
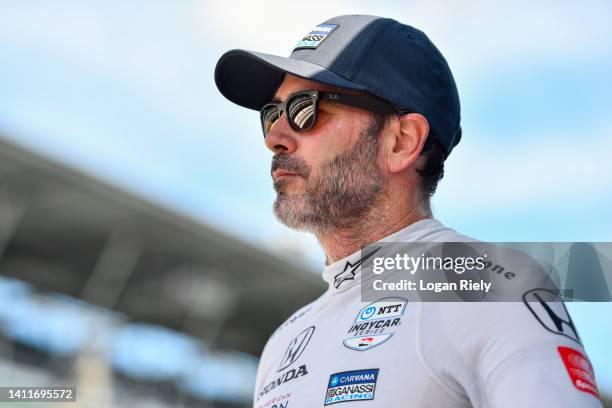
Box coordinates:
[272,169,303,180]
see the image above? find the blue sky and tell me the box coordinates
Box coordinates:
[0,0,611,395]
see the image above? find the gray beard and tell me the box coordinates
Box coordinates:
[272,116,386,233]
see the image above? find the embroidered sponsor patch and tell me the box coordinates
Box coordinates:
[334,248,381,289]
[255,392,291,408]
[278,326,315,371]
[294,24,339,50]
[343,297,407,351]
[257,365,308,401]
[523,289,581,344]
[356,298,407,322]
[558,346,599,398]
[343,334,392,351]
[324,369,379,405]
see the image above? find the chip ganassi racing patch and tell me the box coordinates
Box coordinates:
[558,346,599,398]
[324,369,379,405]
[294,24,339,50]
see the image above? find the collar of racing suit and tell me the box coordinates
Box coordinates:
[321,218,457,294]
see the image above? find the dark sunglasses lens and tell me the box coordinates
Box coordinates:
[261,105,280,136]
[288,94,316,131]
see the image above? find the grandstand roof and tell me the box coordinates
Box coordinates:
[0,135,325,355]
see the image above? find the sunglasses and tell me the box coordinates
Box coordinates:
[260,90,401,138]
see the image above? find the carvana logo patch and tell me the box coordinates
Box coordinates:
[324,368,379,405]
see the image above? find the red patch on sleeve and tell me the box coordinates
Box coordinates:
[558,346,599,398]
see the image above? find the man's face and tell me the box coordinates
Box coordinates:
[265,75,387,232]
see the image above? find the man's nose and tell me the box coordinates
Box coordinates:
[264,113,298,154]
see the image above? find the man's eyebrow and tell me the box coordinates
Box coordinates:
[272,96,283,103]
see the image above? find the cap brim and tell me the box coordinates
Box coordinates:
[214,49,366,111]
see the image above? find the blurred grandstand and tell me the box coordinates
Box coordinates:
[0,134,325,407]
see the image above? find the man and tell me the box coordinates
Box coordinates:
[215,15,602,407]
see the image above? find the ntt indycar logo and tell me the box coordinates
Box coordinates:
[344,297,407,349]
[324,368,379,405]
[357,298,406,322]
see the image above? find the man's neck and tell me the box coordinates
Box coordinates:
[316,195,431,264]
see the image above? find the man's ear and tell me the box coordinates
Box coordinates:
[386,113,430,174]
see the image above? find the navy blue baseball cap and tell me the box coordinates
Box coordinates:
[215,15,461,156]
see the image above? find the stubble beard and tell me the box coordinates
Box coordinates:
[272,116,386,234]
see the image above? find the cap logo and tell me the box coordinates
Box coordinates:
[293,24,338,51]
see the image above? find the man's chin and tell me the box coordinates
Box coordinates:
[273,194,316,231]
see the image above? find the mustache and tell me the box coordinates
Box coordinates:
[271,154,310,177]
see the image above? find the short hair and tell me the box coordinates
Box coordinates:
[371,113,446,198]
[416,138,446,198]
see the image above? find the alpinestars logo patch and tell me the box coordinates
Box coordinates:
[334,248,381,289]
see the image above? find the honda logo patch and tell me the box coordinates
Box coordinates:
[278,326,315,371]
